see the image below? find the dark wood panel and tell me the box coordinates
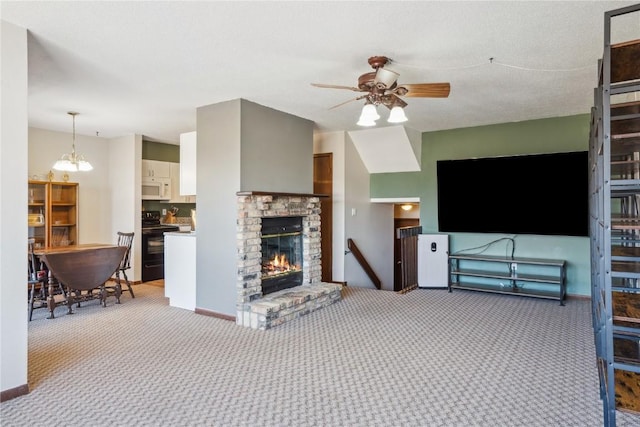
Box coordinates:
[611,39,640,83]
[615,369,640,413]
[394,219,419,291]
[314,153,333,283]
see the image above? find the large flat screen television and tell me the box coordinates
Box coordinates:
[436,151,588,237]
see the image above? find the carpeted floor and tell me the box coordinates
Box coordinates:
[1,284,639,427]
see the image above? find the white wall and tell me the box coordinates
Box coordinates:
[196,99,315,315]
[29,129,143,281]
[28,128,112,245]
[1,20,29,396]
[108,134,142,281]
[344,133,395,290]
[313,131,346,282]
[241,100,314,193]
[196,100,242,315]
[313,130,396,290]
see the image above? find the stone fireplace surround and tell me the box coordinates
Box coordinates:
[236,192,342,330]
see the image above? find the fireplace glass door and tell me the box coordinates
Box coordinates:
[261,216,303,295]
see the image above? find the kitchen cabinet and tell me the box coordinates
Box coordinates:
[142,159,171,179]
[169,162,195,203]
[28,180,78,248]
[179,131,196,196]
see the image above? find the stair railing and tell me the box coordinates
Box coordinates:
[347,238,382,289]
[396,226,422,293]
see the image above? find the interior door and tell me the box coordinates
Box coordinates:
[314,153,333,283]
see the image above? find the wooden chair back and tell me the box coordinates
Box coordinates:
[40,246,127,291]
[116,231,134,270]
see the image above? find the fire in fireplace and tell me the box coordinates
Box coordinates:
[261,216,303,295]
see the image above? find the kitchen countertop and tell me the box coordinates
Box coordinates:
[165,231,196,237]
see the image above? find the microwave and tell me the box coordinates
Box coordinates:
[142,178,171,200]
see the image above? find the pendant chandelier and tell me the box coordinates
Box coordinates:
[53,111,93,172]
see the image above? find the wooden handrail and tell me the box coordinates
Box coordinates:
[347,238,382,289]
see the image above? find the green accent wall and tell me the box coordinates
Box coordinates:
[371,114,592,296]
[142,140,180,162]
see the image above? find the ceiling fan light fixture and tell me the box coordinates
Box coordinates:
[374,68,399,88]
[388,105,408,123]
[357,115,377,127]
[357,103,380,126]
[361,103,380,121]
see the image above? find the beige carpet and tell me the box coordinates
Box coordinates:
[2,283,639,426]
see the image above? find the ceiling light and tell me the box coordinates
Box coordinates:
[401,204,413,211]
[388,106,408,123]
[361,103,380,120]
[357,103,380,126]
[53,112,93,172]
[356,116,377,127]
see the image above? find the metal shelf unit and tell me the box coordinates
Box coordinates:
[589,4,640,425]
[449,254,566,304]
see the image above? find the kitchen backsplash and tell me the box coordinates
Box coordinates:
[142,200,196,217]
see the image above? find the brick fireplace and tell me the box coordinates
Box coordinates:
[236,192,342,330]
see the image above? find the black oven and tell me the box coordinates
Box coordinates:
[141,211,178,282]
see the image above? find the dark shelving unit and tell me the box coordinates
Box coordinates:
[449,254,566,304]
[589,4,640,425]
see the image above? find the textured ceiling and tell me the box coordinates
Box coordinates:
[2,1,639,143]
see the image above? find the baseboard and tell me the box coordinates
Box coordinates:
[328,280,347,286]
[194,307,235,322]
[1,383,29,402]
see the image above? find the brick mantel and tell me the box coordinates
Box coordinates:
[236,191,329,198]
[236,192,341,329]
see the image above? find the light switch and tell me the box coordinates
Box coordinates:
[351,208,357,216]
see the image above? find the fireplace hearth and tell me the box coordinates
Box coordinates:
[236,191,342,329]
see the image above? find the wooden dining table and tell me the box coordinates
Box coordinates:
[33,243,117,256]
[33,243,122,318]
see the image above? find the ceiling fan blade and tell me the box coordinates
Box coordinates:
[328,95,368,110]
[311,83,364,92]
[397,83,451,98]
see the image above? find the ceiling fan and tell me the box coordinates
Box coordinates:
[311,56,450,125]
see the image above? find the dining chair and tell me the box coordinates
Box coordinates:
[28,239,47,321]
[113,231,135,298]
[28,239,66,321]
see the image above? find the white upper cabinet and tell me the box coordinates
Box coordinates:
[180,131,196,196]
[142,159,171,179]
[169,162,195,203]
